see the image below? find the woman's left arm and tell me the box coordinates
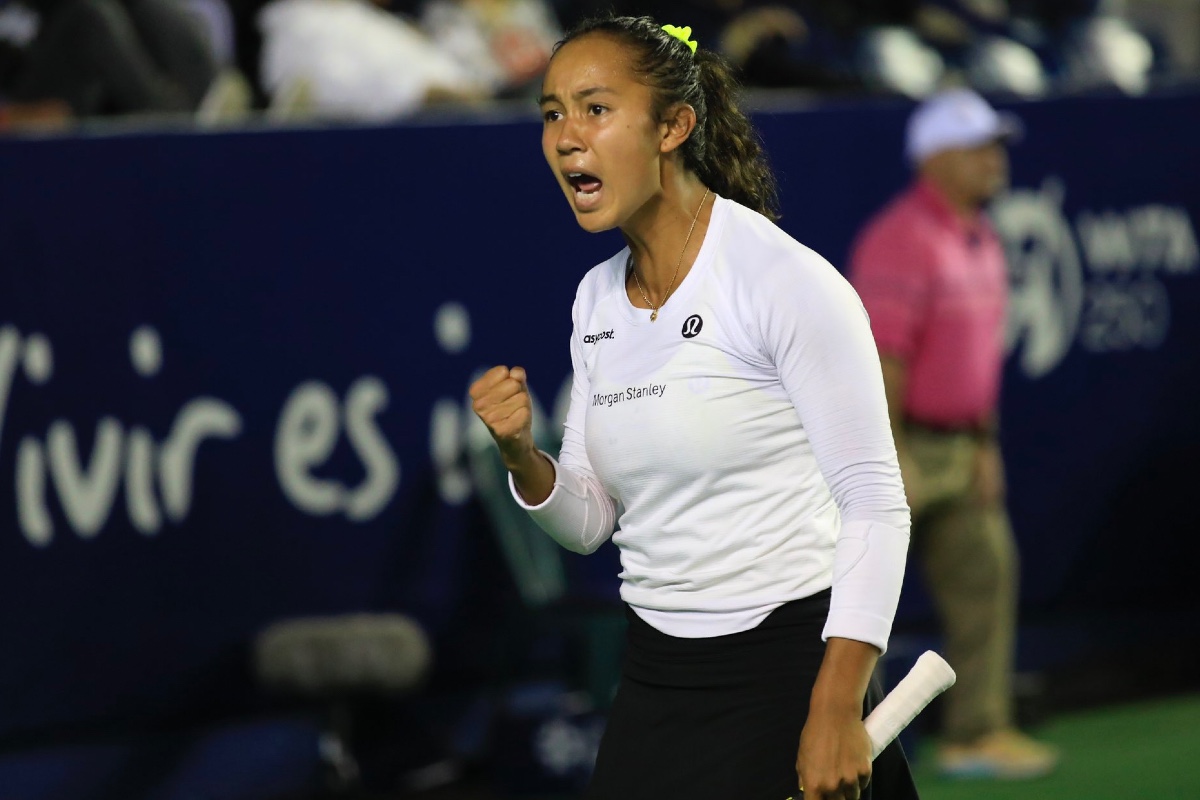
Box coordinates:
[757,253,911,652]
[798,637,878,798]
[754,253,912,798]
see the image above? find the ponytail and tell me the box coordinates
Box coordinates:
[692,50,779,221]
[555,16,781,221]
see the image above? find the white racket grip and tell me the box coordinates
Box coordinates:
[864,651,956,760]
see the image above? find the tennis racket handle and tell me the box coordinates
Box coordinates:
[864,651,956,760]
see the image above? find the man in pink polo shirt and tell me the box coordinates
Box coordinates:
[850,89,1059,780]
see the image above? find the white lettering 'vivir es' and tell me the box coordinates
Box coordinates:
[0,324,400,548]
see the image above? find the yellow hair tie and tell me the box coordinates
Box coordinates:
[662,24,698,55]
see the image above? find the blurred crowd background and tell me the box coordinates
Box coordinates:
[1,0,1199,127]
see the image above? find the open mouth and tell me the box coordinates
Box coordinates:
[566,171,603,203]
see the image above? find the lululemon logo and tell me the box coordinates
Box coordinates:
[681,315,703,338]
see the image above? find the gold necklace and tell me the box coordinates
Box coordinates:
[630,188,710,322]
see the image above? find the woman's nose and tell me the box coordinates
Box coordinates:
[556,116,584,154]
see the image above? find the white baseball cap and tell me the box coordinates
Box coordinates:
[905,88,1023,164]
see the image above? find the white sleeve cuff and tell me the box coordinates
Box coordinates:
[821,520,910,654]
[508,451,560,511]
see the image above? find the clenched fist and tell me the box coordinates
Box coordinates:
[470,365,555,504]
[470,365,536,468]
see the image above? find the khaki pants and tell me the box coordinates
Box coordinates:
[906,426,1018,743]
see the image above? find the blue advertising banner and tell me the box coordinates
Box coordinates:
[1,91,1198,747]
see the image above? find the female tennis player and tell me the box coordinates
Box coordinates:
[470,15,919,800]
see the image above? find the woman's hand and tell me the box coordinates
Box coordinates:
[469,365,555,504]
[795,707,872,799]
[470,365,536,468]
[796,638,879,798]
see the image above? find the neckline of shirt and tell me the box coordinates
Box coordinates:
[614,194,730,327]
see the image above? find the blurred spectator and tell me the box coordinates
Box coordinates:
[0,96,70,130]
[1059,10,1156,94]
[848,89,1060,780]
[547,0,1183,99]
[807,1,928,95]
[963,33,1048,96]
[928,0,1162,95]
[1122,0,1200,76]
[420,0,561,98]
[550,0,868,92]
[851,0,1165,98]
[721,2,866,91]
[257,0,487,120]
[897,1,1046,97]
[0,0,248,118]
[1008,0,1160,94]
[858,23,947,97]
[184,0,237,66]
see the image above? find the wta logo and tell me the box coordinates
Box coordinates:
[992,177,1198,378]
[583,330,615,344]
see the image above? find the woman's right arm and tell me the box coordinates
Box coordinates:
[470,364,556,503]
[468,322,618,554]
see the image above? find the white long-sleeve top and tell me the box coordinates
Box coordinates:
[511,196,911,651]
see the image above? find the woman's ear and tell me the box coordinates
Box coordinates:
[659,103,697,154]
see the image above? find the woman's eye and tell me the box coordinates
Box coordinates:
[588,104,606,115]
[543,109,562,122]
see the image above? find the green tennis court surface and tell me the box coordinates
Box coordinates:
[911,693,1200,799]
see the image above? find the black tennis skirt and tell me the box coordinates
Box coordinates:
[586,591,920,800]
